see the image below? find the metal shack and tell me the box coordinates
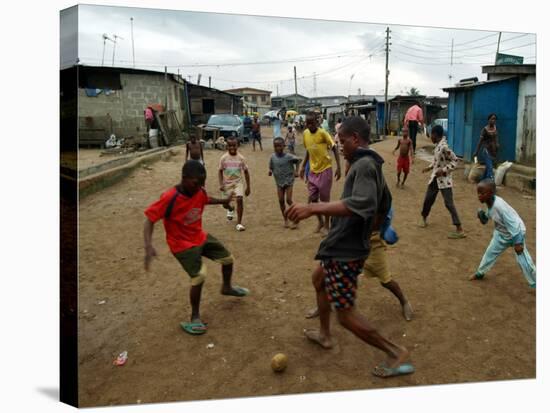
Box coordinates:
[186,83,243,126]
[443,77,520,163]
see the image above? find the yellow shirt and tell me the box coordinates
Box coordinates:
[303,128,335,174]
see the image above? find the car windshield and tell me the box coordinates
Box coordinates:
[208,115,240,126]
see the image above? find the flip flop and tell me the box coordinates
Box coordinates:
[180,321,208,335]
[372,363,415,378]
[222,286,250,297]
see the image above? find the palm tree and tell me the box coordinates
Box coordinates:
[408,87,421,96]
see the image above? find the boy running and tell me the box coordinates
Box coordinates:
[219,136,251,231]
[419,125,466,239]
[285,125,297,155]
[143,160,249,335]
[269,137,301,229]
[392,128,413,188]
[186,134,204,164]
[470,179,536,287]
[299,112,342,236]
[287,116,414,378]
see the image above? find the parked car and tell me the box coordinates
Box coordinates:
[206,114,245,143]
[426,118,448,137]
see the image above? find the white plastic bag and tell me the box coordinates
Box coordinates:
[494,161,513,186]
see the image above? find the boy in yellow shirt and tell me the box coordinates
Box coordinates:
[299,112,342,235]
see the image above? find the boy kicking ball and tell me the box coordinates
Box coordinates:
[143,160,249,335]
[470,179,536,288]
[287,116,414,378]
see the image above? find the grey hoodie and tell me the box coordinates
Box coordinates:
[315,147,392,261]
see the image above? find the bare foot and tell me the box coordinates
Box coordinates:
[402,302,413,321]
[304,329,334,349]
[284,220,290,228]
[314,222,323,233]
[290,221,299,230]
[305,307,319,319]
[319,227,329,237]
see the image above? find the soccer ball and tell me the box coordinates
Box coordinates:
[271,353,288,372]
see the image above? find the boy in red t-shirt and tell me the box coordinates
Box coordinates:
[144,160,250,335]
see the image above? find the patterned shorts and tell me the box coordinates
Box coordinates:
[321,259,365,309]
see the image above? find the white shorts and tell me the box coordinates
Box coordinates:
[222,181,244,198]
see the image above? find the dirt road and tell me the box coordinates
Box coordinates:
[78,128,536,407]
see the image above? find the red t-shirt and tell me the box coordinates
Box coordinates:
[144,187,209,254]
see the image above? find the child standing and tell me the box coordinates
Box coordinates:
[186,134,204,164]
[143,160,249,335]
[287,116,414,378]
[219,136,251,231]
[392,128,413,188]
[470,179,536,287]
[269,137,301,229]
[285,126,297,155]
[419,125,466,239]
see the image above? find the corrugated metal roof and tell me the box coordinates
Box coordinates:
[442,77,516,92]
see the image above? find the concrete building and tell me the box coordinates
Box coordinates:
[77,65,187,144]
[271,93,310,109]
[223,87,272,116]
[76,65,243,146]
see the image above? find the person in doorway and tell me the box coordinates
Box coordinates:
[403,102,424,154]
[474,113,499,181]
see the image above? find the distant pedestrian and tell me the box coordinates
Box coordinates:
[470,179,536,288]
[474,113,499,181]
[285,126,297,154]
[419,124,466,239]
[186,134,204,165]
[251,115,263,152]
[392,128,414,188]
[403,102,424,153]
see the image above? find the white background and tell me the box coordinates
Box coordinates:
[0,0,547,411]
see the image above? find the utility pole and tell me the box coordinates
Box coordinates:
[276,84,279,97]
[383,27,391,137]
[449,38,454,85]
[294,66,298,110]
[130,17,136,68]
[313,72,317,98]
[164,66,168,110]
[111,34,124,66]
[495,32,502,64]
[101,34,114,66]
[208,76,211,88]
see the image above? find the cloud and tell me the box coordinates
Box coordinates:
[71,5,536,98]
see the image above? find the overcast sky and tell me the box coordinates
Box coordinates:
[66,4,536,97]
